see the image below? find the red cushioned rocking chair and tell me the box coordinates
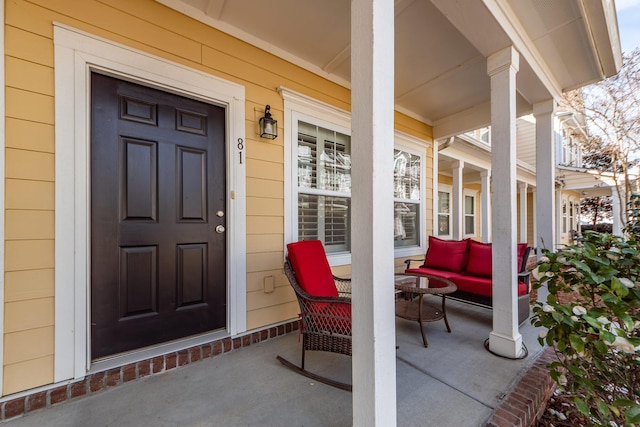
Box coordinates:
[276,240,353,391]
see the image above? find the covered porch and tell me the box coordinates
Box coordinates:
[4,299,546,426]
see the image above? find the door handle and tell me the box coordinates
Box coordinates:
[215,225,226,234]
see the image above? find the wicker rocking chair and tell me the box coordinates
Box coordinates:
[276,240,353,391]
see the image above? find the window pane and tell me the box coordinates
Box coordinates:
[394,202,419,247]
[438,191,450,213]
[438,214,450,236]
[465,215,475,235]
[298,121,351,193]
[298,193,350,253]
[464,195,474,214]
[394,149,421,200]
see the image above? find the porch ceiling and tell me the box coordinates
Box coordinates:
[161,0,621,138]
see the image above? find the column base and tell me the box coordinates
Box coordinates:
[487,330,526,359]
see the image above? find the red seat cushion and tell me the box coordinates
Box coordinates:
[451,275,529,297]
[287,240,338,297]
[422,236,469,272]
[405,267,463,281]
[450,275,493,297]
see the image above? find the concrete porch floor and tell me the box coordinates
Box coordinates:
[5,299,544,427]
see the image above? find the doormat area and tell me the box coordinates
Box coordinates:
[0,321,299,423]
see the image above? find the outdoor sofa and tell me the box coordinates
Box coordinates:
[404,236,531,324]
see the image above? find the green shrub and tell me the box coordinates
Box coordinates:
[531,227,640,425]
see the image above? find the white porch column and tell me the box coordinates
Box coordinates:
[433,141,440,236]
[532,189,537,247]
[480,170,491,242]
[555,190,563,248]
[534,99,556,256]
[519,183,528,243]
[351,1,396,426]
[452,160,464,240]
[487,46,523,359]
[612,186,623,235]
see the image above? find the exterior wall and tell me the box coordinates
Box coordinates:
[3,0,433,395]
[527,192,535,246]
[515,115,536,166]
[558,189,581,247]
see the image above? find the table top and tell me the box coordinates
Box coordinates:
[394,273,457,294]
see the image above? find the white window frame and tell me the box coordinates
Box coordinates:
[463,189,478,238]
[393,133,428,258]
[281,88,353,266]
[562,198,568,234]
[437,184,452,239]
[281,88,429,265]
[569,200,575,232]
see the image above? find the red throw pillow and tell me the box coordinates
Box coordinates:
[287,240,338,297]
[464,240,493,278]
[422,236,469,272]
[464,242,530,277]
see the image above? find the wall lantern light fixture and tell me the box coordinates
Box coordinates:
[259,105,277,139]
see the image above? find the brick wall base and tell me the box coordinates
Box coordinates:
[0,321,300,422]
[484,346,557,427]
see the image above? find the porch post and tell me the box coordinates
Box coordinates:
[519,183,528,243]
[487,46,523,359]
[480,170,491,242]
[452,160,464,239]
[532,188,537,247]
[351,0,396,426]
[534,99,556,257]
[612,186,622,235]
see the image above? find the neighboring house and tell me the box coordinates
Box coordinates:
[437,108,619,252]
[0,0,621,423]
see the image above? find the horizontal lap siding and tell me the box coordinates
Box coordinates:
[5,0,57,394]
[3,0,434,394]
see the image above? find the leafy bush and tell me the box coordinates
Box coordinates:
[531,223,640,425]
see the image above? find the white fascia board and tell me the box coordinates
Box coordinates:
[483,0,562,100]
[579,0,622,77]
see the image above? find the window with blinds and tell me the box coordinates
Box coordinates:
[394,149,421,247]
[297,121,351,253]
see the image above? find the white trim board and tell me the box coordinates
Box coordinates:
[53,23,246,382]
[0,0,6,396]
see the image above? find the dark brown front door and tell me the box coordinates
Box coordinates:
[90,73,227,359]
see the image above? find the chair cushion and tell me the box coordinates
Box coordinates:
[422,236,469,272]
[464,241,493,278]
[287,240,338,297]
[450,275,493,297]
[405,267,463,281]
[451,274,529,297]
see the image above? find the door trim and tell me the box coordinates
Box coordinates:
[53,24,246,381]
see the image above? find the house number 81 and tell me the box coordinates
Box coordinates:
[237,138,244,164]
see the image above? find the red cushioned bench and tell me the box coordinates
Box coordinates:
[404,236,531,325]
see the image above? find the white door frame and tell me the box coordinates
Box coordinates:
[53,24,246,381]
